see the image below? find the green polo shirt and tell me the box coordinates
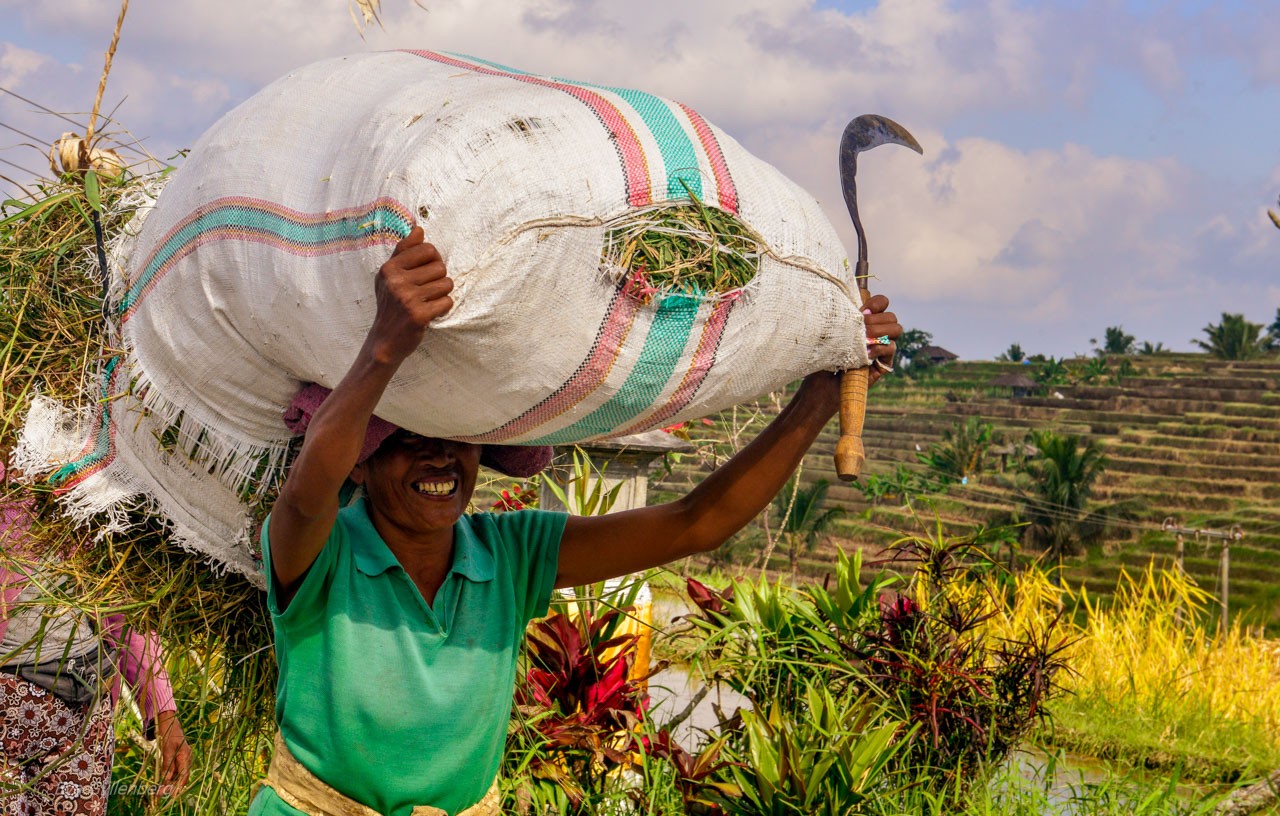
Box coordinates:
[249,499,566,816]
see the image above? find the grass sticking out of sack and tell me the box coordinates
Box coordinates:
[603,186,764,304]
[1,172,277,815]
[0,182,111,435]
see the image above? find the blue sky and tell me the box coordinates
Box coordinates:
[1,0,1276,359]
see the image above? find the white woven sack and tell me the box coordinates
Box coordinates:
[27,50,868,581]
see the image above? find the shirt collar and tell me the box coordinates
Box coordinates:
[349,499,494,583]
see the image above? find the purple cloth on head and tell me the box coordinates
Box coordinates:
[282,383,397,464]
[479,445,553,479]
[283,384,552,478]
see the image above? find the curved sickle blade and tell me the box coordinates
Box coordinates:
[839,114,923,268]
[841,114,923,156]
[833,114,922,483]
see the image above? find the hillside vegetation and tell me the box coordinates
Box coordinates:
[654,353,1280,626]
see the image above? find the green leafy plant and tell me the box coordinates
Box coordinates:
[1033,357,1071,387]
[863,526,1072,782]
[895,328,936,378]
[1094,326,1135,356]
[725,687,906,816]
[855,465,949,507]
[1080,356,1109,384]
[685,537,1071,796]
[538,447,624,516]
[505,582,655,814]
[638,732,740,815]
[917,417,994,481]
[771,477,844,576]
[1193,312,1270,360]
[996,343,1025,363]
[1016,430,1109,560]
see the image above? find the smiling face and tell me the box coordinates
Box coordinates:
[352,432,482,543]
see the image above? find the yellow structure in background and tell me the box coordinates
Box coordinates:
[557,580,654,691]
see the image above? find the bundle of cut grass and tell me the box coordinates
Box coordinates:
[602,186,764,305]
[1,172,276,815]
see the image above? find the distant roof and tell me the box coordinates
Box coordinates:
[990,371,1038,388]
[990,442,1039,456]
[567,429,695,455]
[919,345,959,361]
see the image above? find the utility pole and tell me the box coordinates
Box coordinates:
[1160,520,1244,635]
[1161,517,1185,625]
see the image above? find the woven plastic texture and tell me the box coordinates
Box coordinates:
[21,51,868,580]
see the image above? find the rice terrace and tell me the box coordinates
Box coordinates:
[1,1,1279,815]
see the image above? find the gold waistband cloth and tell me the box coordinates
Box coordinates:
[264,733,501,816]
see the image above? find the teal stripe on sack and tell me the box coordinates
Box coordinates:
[50,354,120,487]
[120,199,412,318]
[528,295,700,444]
[595,86,702,200]
[444,52,704,202]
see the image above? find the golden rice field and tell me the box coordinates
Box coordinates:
[980,564,1280,781]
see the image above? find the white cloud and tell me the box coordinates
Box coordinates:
[1,0,1275,357]
[0,42,49,87]
[1138,38,1182,95]
[862,138,1187,306]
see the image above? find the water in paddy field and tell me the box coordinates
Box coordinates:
[643,591,751,744]
[647,663,750,746]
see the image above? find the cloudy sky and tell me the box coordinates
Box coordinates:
[1,0,1276,359]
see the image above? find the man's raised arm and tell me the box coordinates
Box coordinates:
[555,296,901,587]
[267,228,452,596]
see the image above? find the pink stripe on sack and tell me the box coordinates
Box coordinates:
[459,288,643,444]
[616,295,737,436]
[55,357,125,491]
[121,196,411,323]
[403,50,653,207]
[123,230,402,323]
[676,103,738,214]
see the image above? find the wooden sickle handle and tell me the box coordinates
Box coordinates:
[834,288,873,482]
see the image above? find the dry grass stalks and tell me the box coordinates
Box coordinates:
[603,187,763,304]
[2,170,276,814]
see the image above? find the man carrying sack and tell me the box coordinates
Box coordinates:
[251,228,901,816]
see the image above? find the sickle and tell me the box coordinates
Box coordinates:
[834,114,923,482]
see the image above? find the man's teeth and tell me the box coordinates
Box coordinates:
[413,480,457,496]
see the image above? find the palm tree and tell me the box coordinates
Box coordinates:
[1193,313,1269,360]
[1100,326,1135,356]
[997,343,1025,363]
[771,477,844,576]
[1019,430,1108,561]
[917,416,993,481]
